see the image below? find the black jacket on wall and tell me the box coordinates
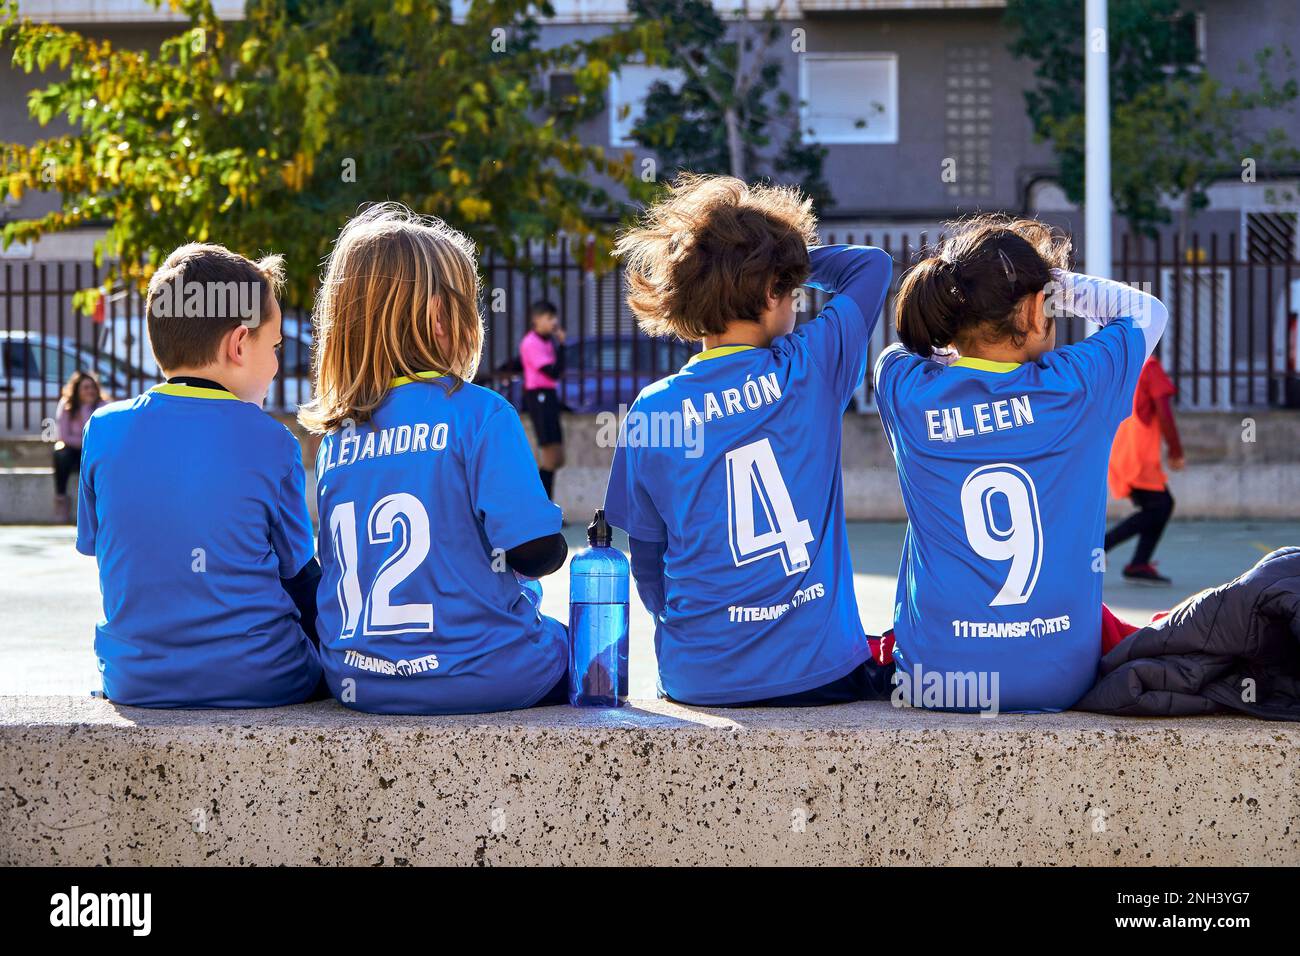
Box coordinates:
[1076,548,1300,721]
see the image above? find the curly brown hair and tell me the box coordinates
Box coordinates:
[615,174,819,342]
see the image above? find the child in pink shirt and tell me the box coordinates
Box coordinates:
[519,300,566,499]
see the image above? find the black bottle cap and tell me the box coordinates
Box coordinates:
[587,509,612,548]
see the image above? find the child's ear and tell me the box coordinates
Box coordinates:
[1032,289,1048,336]
[226,325,249,365]
[1020,292,1046,338]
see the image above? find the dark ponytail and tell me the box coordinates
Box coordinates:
[894,215,1071,355]
[896,256,967,355]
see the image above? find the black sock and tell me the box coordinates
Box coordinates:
[539,468,554,499]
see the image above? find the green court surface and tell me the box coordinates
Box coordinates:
[2,520,1295,700]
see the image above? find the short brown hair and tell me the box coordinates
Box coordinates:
[145,243,285,371]
[615,174,818,341]
[297,203,483,435]
[895,215,1072,355]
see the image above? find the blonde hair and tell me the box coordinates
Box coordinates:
[299,203,483,434]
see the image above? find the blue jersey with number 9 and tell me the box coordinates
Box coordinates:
[604,245,893,705]
[873,317,1147,713]
[313,374,566,714]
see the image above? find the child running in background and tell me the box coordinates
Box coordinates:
[874,215,1169,713]
[519,300,566,500]
[52,369,106,522]
[301,204,569,715]
[604,174,894,706]
[1104,355,1183,586]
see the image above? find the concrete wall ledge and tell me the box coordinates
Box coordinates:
[2,696,1298,866]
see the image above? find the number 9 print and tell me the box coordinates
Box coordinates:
[960,463,1043,607]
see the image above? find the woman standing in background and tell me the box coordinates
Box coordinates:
[52,369,107,522]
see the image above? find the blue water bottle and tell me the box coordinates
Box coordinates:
[568,509,629,707]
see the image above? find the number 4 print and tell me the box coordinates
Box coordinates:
[330,493,435,638]
[726,438,814,576]
[960,463,1043,606]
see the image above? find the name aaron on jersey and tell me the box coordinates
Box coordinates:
[681,372,782,429]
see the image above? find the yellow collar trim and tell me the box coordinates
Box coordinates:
[151,383,241,400]
[951,356,1022,373]
[390,370,446,388]
[686,345,757,367]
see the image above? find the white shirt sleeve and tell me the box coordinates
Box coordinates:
[1047,269,1169,358]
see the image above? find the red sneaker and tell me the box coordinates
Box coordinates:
[1123,562,1172,586]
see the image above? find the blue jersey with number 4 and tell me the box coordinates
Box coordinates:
[604,246,892,704]
[874,317,1147,713]
[313,374,566,715]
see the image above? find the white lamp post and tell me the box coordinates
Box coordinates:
[1085,0,1111,334]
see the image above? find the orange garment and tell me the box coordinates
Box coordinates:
[1108,357,1179,499]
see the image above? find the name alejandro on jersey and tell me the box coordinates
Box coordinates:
[318,421,450,476]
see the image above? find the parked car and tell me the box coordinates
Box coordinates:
[490,336,699,414]
[0,331,146,432]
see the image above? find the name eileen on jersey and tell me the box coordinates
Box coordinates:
[926,394,1035,443]
[318,421,449,475]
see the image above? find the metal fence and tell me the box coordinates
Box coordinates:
[2,226,1297,434]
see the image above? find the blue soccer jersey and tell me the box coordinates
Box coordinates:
[604,246,893,705]
[313,373,566,715]
[874,308,1154,713]
[75,383,322,708]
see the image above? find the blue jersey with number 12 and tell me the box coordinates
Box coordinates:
[874,317,1147,712]
[313,374,566,715]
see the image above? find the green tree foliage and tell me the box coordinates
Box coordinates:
[1095,49,1295,242]
[0,0,664,307]
[1005,0,1298,237]
[626,0,831,210]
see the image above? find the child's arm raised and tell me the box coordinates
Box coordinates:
[1050,270,1169,358]
[1046,270,1170,426]
[793,245,893,405]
